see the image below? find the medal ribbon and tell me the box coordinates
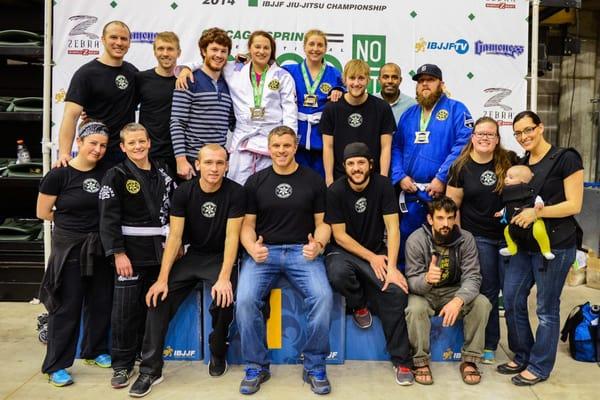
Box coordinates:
[419,108,433,132]
[301,60,325,96]
[251,64,269,108]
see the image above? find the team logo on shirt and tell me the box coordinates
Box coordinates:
[201,202,217,218]
[126,179,140,194]
[319,82,332,94]
[275,183,293,199]
[354,197,367,213]
[480,170,497,186]
[82,178,100,193]
[348,113,363,128]
[115,74,129,90]
[268,79,280,90]
[436,109,449,121]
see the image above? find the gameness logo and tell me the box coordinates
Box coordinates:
[414,38,470,55]
[474,41,524,58]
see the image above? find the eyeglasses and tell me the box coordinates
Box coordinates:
[513,125,538,139]
[473,131,497,139]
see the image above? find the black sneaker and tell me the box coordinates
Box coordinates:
[111,368,133,389]
[303,368,331,395]
[209,354,228,377]
[352,307,372,329]
[239,366,270,395]
[129,373,163,398]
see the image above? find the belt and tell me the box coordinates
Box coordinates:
[121,225,168,237]
[399,182,429,213]
[297,111,322,150]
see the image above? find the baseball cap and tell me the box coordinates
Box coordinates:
[343,142,372,162]
[412,64,443,81]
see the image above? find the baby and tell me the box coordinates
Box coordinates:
[496,165,555,260]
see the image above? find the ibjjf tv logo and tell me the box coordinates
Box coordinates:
[352,35,386,93]
[415,38,470,55]
[67,15,100,56]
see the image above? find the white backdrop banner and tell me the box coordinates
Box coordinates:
[52,0,529,154]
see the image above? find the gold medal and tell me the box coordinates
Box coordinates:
[250,107,266,120]
[303,94,318,108]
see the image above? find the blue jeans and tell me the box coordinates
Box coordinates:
[236,244,333,371]
[474,236,507,351]
[503,246,575,379]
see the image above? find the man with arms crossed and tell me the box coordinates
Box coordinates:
[236,125,333,395]
[129,144,245,397]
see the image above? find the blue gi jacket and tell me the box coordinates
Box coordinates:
[391,94,473,185]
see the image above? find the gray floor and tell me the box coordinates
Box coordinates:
[1,285,599,400]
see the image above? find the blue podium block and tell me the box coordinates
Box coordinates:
[76,290,202,362]
[345,314,465,362]
[203,276,345,365]
[345,315,389,361]
[162,290,202,361]
[430,316,464,362]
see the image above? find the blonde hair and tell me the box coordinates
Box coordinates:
[343,59,370,80]
[303,29,327,47]
[154,31,180,50]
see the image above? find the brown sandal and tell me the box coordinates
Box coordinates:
[413,365,434,385]
[460,362,481,385]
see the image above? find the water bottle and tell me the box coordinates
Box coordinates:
[16,139,31,164]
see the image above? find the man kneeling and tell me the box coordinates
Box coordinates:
[404,196,491,385]
[129,144,245,397]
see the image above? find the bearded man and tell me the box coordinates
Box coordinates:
[390,64,473,269]
[324,142,414,386]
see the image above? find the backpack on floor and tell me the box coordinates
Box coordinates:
[560,302,600,364]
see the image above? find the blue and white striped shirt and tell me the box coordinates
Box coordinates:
[170,69,234,158]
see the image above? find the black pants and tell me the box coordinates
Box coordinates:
[139,252,236,377]
[42,246,113,374]
[111,264,160,371]
[325,245,412,368]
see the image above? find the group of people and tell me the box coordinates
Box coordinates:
[37,19,584,397]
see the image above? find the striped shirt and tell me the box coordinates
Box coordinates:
[170,69,234,158]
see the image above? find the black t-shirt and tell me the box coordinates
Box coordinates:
[170,178,246,254]
[320,94,396,178]
[66,59,138,152]
[325,174,398,254]
[523,147,583,249]
[448,158,504,240]
[244,165,326,245]
[136,68,176,161]
[39,162,110,233]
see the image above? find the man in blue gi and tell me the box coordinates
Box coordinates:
[391,64,473,269]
